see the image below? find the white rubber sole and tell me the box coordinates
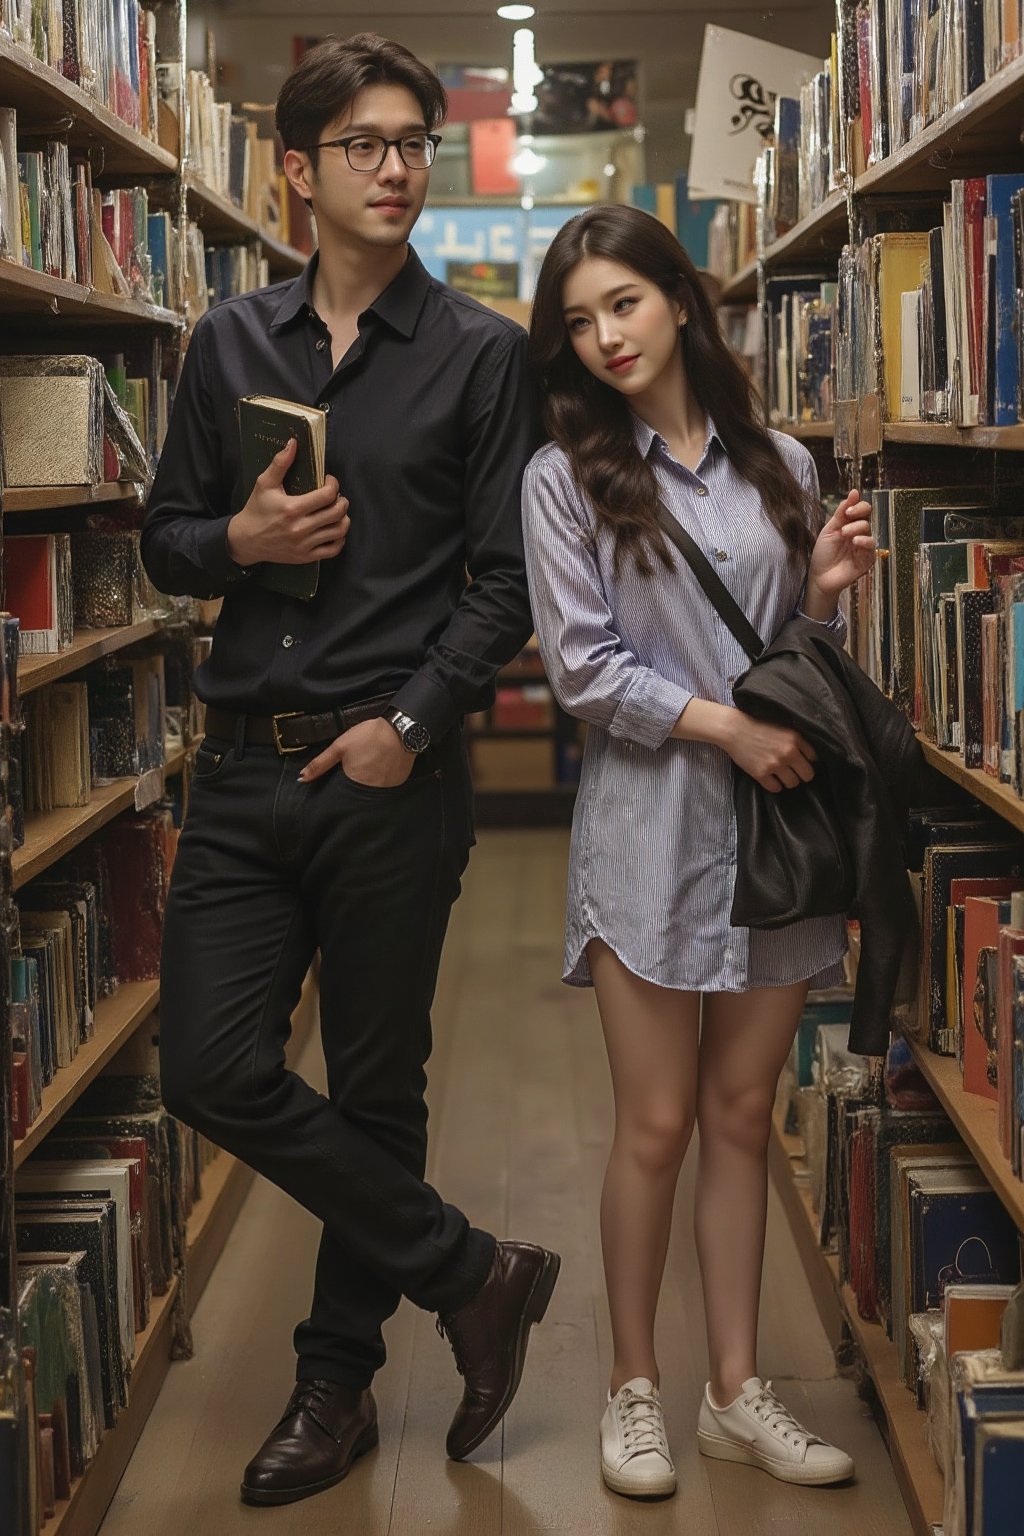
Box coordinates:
[697,1428,854,1486]
[601,1460,677,1499]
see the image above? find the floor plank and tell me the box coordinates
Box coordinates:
[100,829,914,1536]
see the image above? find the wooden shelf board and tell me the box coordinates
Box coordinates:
[769,1116,944,1536]
[905,1036,1024,1232]
[39,1276,180,1536]
[763,187,848,268]
[184,176,307,276]
[14,746,186,890]
[18,621,162,695]
[0,36,178,178]
[14,980,160,1166]
[0,258,180,328]
[776,420,836,440]
[718,259,757,304]
[2,483,143,514]
[885,422,1024,450]
[857,53,1024,196]
[917,736,1024,834]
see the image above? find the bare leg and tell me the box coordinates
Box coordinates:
[694,981,808,1406]
[588,939,701,1394]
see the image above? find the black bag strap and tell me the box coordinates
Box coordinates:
[654,500,765,662]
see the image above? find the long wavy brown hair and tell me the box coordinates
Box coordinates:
[528,204,819,576]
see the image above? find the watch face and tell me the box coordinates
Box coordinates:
[402,719,431,753]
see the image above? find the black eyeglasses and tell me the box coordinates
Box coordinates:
[309,133,442,172]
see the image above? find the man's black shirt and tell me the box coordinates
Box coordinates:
[141,247,537,739]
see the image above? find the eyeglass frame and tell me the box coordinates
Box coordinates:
[305,133,443,172]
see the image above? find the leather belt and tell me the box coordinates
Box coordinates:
[203,694,393,755]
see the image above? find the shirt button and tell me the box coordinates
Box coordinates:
[282,635,295,648]
[322,403,331,414]
[715,549,729,562]
[695,486,709,497]
[315,338,327,351]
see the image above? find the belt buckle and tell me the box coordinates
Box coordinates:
[271,711,306,755]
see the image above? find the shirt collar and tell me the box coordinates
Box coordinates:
[631,411,724,464]
[268,246,432,338]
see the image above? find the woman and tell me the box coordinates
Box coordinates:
[521,205,875,1500]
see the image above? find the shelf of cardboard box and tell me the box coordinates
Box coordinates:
[0,257,181,328]
[718,258,757,305]
[13,743,187,891]
[777,420,1024,451]
[769,1113,944,1536]
[184,175,308,279]
[0,34,178,178]
[2,484,143,515]
[18,620,165,696]
[917,736,1024,837]
[32,968,320,1534]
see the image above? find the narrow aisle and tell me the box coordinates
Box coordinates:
[100,830,912,1536]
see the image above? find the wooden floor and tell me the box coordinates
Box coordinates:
[100,830,913,1536]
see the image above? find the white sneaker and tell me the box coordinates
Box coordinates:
[697,1377,855,1486]
[600,1377,676,1498]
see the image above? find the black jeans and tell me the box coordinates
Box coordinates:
[159,722,496,1389]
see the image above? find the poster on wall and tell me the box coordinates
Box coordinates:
[415,205,591,300]
[687,27,821,203]
[445,262,520,301]
[531,61,639,135]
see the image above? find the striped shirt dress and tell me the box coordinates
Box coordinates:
[521,413,849,995]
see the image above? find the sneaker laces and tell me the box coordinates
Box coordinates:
[617,1387,670,1458]
[742,1381,820,1449]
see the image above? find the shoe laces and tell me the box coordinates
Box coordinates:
[617,1387,669,1457]
[436,1316,465,1378]
[290,1380,332,1416]
[742,1380,817,1448]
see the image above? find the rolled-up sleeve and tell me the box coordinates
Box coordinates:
[792,447,849,645]
[522,452,692,750]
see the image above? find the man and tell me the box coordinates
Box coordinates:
[142,32,559,1508]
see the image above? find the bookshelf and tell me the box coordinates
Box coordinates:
[719,258,757,305]
[469,650,580,827]
[184,175,306,279]
[749,43,1024,1534]
[0,19,312,1536]
[18,621,165,695]
[769,1115,944,1536]
[13,980,161,1166]
[13,744,187,890]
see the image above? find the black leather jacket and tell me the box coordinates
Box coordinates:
[731,619,925,1056]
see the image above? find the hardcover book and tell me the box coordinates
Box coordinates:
[237,394,327,602]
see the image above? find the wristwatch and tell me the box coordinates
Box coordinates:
[385,707,431,754]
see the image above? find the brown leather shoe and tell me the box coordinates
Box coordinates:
[240,1380,378,1505]
[438,1239,561,1460]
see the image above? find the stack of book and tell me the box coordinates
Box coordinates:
[766,274,837,424]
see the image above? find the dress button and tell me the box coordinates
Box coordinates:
[282,635,295,648]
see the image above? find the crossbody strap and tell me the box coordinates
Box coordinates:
[654,500,765,662]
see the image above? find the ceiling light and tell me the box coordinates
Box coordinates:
[497,4,535,17]
[509,27,543,114]
[511,144,546,176]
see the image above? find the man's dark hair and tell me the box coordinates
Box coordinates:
[276,33,448,174]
